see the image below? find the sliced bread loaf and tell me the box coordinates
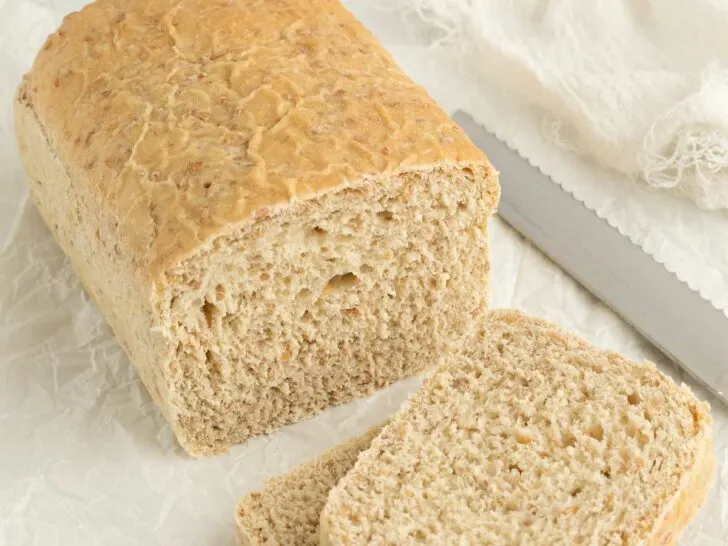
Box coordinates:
[236,427,380,546]
[320,310,715,545]
[15,0,499,456]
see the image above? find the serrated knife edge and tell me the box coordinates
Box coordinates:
[455,110,728,405]
[458,110,727,317]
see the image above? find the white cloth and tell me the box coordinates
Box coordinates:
[385,0,728,210]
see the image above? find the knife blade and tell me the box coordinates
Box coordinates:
[454,110,728,405]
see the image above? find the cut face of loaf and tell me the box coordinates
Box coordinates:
[321,310,715,545]
[166,166,495,454]
[236,427,381,546]
[14,0,498,456]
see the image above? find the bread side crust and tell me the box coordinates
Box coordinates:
[14,94,174,420]
[647,429,715,546]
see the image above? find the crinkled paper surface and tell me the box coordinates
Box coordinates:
[0,2,726,544]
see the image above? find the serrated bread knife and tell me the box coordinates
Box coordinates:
[454,110,728,406]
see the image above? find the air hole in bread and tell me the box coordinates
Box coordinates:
[562,432,577,448]
[360,264,373,274]
[297,288,312,300]
[627,392,640,405]
[377,210,394,221]
[326,272,358,291]
[457,201,467,211]
[206,349,223,378]
[311,226,327,237]
[203,300,216,328]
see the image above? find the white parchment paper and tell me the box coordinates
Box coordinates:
[0,2,726,544]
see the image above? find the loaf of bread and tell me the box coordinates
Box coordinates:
[14,0,499,456]
[321,310,715,545]
[236,427,380,546]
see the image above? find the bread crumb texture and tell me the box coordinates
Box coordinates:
[321,310,714,545]
[15,0,498,455]
[236,427,381,546]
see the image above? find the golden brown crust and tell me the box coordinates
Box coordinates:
[20,0,488,279]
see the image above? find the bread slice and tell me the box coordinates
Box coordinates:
[321,310,715,545]
[14,0,499,456]
[236,427,380,546]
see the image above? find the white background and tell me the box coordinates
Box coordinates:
[0,1,725,544]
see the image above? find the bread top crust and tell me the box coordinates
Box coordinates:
[18,0,490,279]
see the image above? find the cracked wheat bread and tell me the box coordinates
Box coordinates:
[14,0,499,456]
[236,427,381,546]
[321,310,715,545]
